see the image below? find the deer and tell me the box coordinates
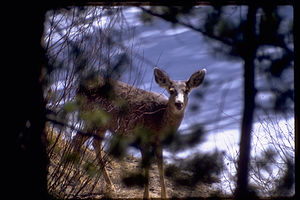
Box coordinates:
[72,67,206,198]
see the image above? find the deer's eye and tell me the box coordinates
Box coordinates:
[169,88,175,94]
[184,89,189,94]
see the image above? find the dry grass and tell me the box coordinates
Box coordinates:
[46,126,215,199]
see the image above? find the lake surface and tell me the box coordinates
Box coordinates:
[46,6,294,194]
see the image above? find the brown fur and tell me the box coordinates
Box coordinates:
[74,68,206,198]
[78,77,179,137]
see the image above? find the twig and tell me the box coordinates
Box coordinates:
[46,113,104,141]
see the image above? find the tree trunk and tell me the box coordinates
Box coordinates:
[235,5,257,199]
[11,3,50,199]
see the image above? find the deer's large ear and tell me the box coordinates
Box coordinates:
[186,69,206,89]
[154,67,172,89]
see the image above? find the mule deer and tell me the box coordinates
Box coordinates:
[72,67,206,198]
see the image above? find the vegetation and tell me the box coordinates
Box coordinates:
[13,2,294,199]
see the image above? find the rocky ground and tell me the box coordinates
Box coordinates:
[47,129,219,199]
[100,155,214,199]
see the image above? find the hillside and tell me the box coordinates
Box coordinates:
[46,128,217,199]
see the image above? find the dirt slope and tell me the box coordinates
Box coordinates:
[47,130,216,199]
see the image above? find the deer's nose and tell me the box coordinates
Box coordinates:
[175,102,183,110]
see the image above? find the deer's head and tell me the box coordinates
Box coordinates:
[154,67,206,114]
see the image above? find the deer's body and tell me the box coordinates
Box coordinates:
[73,68,206,198]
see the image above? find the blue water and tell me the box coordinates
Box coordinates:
[47,6,294,195]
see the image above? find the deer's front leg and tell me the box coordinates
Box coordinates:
[141,149,150,199]
[156,145,167,198]
[143,164,150,199]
